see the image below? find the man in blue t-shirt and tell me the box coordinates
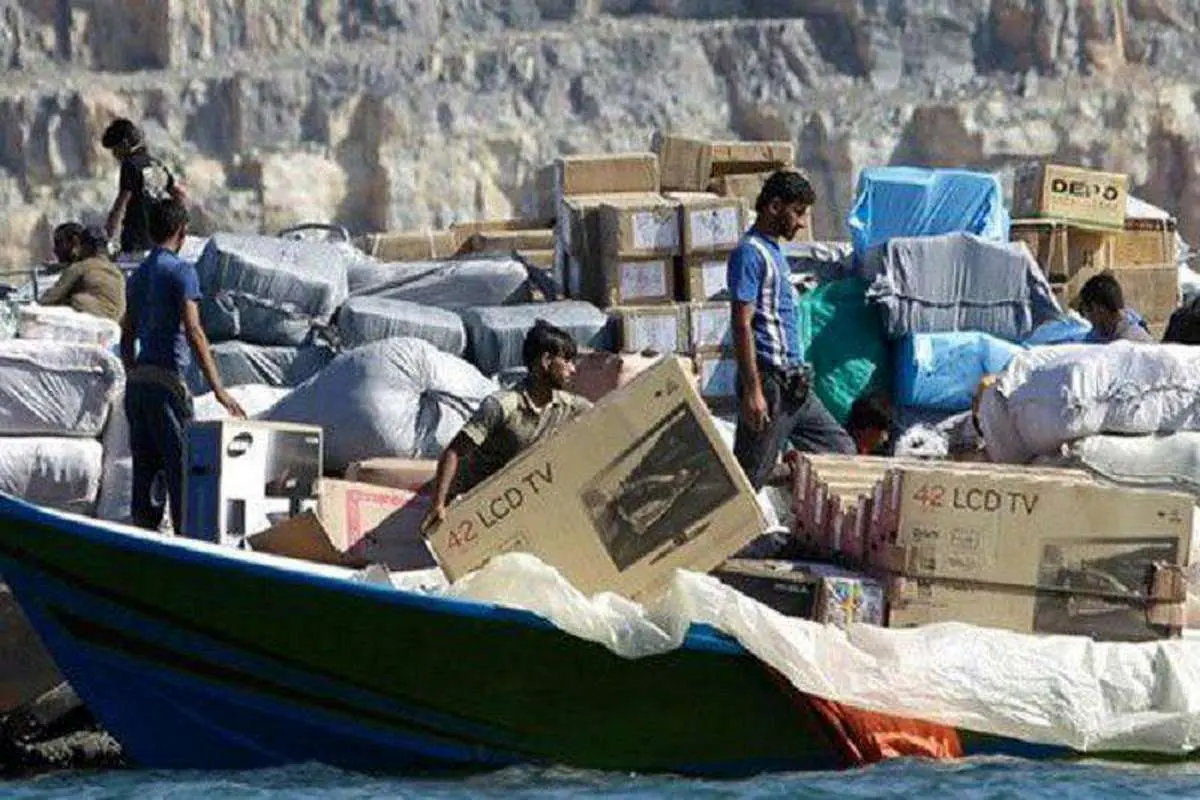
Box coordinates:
[120,199,244,532]
[726,171,855,489]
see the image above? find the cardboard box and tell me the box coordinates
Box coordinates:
[517,249,556,269]
[613,304,688,354]
[688,301,732,353]
[883,465,1192,639]
[1052,265,1179,323]
[1012,163,1129,230]
[591,255,675,307]
[714,559,885,628]
[354,230,458,261]
[573,352,699,404]
[426,357,765,601]
[182,420,323,546]
[1010,219,1115,282]
[344,458,437,491]
[450,218,554,251]
[676,253,731,301]
[596,195,681,257]
[654,133,794,191]
[463,228,556,254]
[665,192,745,254]
[556,153,660,197]
[1115,217,1178,268]
[247,479,435,571]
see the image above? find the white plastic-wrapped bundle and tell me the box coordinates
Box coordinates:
[183,341,333,395]
[459,301,611,376]
[349,257,531,309]
[195,233,351,346]
[262,338,496,472]
[997,342,1200,459]
[0,340,123,437]
[193,384,296,422]
[0,437,104,515]
[336,296,466,354]
[17,305,121,349]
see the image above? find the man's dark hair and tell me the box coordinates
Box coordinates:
[147,198,188,244]
[847,393,892,438]
[522,319,578,369]
[1163,296,1200,345]
[101,118,143,151]
[756,169,816,213]
[1078,271,1124,313]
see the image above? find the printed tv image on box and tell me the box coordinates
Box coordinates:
[1033,537,1181,642]
[580,403,739,571]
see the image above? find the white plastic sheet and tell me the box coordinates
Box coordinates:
[446,552,1200,754]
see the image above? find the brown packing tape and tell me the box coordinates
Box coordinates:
[1150,562,1188,603]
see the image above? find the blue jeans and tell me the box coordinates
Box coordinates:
[125,378,193,532]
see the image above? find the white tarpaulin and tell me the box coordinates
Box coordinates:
[18,305,121,349]
[0,437,103,515]
[442,552,1200,754]
[0,340,123,437]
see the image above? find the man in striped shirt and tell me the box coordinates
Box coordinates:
[727,171,855,489]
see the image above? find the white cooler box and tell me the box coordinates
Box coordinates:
[183,420,323,546]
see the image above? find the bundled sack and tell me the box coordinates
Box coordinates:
[986,342,1200,462]
[0,340,123,437]
[460,301,611,376]
[263,338,496,473]
[336,295,466,355]
[847,167,1010,256]
[18,304,121,349]
[194,384,295,423]
[784,241,855,285]
[0,437,104,515]
[183,341,333,395]
[894,331,1023,412]
[195,233,351,346]
[348,257,531,308]
[796,277,889,425]
[867,232,1060,341]
[1023,312,1093,346]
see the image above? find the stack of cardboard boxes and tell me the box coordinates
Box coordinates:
[788,453,1194,641]
[1011,163,1180,336]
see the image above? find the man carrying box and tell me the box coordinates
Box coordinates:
[423,320,593,530]
[727,171,855,490]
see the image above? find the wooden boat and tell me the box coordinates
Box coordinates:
[0,492,1066,775]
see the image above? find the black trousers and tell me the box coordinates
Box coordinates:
[733,365,855,491]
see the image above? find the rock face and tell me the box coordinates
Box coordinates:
[0,0,1198,273]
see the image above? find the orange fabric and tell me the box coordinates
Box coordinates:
[765,666,962,767]
[806,695,963,765]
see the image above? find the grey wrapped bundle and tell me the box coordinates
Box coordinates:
[867,232,1060,342]
[459,301,611,376]
[195,233,351,346]
[262,337,497,473]
[184,341,334,395]
[0,340,123,437]
[336,296,466,355]
[350,257,532,309]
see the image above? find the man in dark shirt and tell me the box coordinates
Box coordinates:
[120,198,243,532]
[102,118,181,258]
[1078,272,1155,344]
[423,320,593,531]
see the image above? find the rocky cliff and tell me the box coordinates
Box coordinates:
[0,0,1198,273]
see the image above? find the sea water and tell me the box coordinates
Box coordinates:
[5,760,1200,798]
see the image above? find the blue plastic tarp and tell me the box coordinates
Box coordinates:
[847,167,1010,256]
[894,331,1024,412]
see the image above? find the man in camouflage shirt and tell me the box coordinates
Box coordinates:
[423,320,593,530]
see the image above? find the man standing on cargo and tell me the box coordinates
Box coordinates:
[120,199,244,532]
[728,171,855,490]
[423,320,593,531]
[102,118,185,260]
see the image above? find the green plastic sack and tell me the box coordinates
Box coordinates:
[795,277,889,425]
